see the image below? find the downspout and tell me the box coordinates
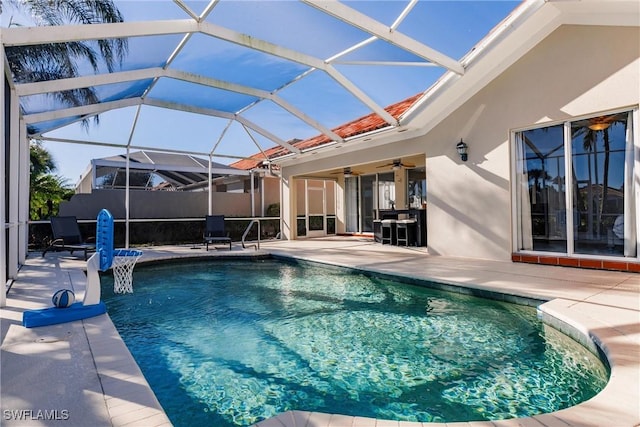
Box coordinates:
[261,171,265,217]
[250,170,255,217]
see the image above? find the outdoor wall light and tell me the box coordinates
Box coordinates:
[456,139,468,162]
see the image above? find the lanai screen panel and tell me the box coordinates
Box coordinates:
[2,0,521,164]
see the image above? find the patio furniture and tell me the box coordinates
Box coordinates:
[373,220,382,243]
[42,216,96,260]
[381,219,397,245]
[203,215,232,251]
[396,219,417,246]
[379,209,426,246]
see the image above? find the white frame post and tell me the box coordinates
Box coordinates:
[1,39,6,307]
[18,120,29,264]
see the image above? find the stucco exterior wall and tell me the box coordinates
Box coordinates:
[424,24,639,260]
[59,189,252,219]
[262,176,281,212]
[279,24,639,260]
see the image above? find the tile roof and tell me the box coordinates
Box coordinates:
[230,92,423,170]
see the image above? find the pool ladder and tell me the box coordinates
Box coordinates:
[241,219,260,250]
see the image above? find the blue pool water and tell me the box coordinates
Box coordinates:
[102,258,608,426]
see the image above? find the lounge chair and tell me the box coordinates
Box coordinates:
[203,215,232,251]
[42,216,96,260]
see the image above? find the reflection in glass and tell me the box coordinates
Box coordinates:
[407,167,426,209]
[345,177,359,233]
[377,173,395,210]
[360,175,375,232]
[572,113,629,256]
[515,111,635,257]
[515,125,567,252]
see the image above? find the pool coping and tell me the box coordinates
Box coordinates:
[2,241,638,427]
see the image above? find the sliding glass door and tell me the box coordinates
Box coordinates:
[515,125,566,252]
[345,177,359,233]
[345,172,399,234]
[515,110,636,257]
[360,175,375,233]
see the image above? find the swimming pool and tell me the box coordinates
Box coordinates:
[102,258,608,426]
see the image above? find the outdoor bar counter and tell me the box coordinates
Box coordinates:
[375,209,426,247]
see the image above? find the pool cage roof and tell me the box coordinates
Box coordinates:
[89,150,247,191]
[3,0,636,173]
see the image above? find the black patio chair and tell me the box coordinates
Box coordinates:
[203,215,232,251]
[42,216,96,260]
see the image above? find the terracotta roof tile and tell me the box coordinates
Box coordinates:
[230,92,422,170]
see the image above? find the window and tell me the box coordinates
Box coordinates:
[377,173,395,210]
[407,167,426,209]
[514,110,636,258]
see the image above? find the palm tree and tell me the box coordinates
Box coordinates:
[573,113,626,238]
[29,142,73,220]
[3,0,128,129]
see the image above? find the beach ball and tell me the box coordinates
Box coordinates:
[52,289,75,308]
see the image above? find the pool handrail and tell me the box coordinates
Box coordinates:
[241,219,260,250]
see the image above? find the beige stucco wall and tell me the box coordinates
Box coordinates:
[60,189,253,219]
[423,24,639,260]
[279,24,639,259]
[262,176,281,213]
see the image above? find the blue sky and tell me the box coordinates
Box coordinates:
[3,0,520,185]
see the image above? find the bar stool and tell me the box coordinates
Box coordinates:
[381,219,396,245]
[396,219,416,246]
[373,220,382,243]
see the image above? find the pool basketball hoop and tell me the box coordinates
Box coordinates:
[96,209,143,294]
[112,249,142,294]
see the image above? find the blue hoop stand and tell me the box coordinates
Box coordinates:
[23,209,118,328]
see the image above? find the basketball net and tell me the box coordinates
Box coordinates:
[112,250,142,294]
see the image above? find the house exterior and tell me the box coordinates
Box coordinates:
[64,151,279,220]
[232,4,640,271]
[2,0,639,302]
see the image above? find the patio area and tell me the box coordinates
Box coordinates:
[1,237,639,427]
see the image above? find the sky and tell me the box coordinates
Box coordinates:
[3,0,520,186]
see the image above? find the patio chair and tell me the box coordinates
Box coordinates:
[203,215,232,251]
[42,216,96,260]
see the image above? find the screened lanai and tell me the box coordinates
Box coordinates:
[77,150,248,192]
[5,0,638,309]
[2,0,536,299]
[2,0,530,166]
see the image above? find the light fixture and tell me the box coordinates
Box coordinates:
[343,167,352,178]
[456,139,468,162]
[392,160,401,171]
[588,122,611,131]
[588,115,614,131]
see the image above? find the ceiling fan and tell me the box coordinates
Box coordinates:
[331,167,361,177]
[377,159,416,170]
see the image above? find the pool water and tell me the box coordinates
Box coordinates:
[102,259,608,427]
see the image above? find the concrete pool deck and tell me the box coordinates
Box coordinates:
[1,237,639,427]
